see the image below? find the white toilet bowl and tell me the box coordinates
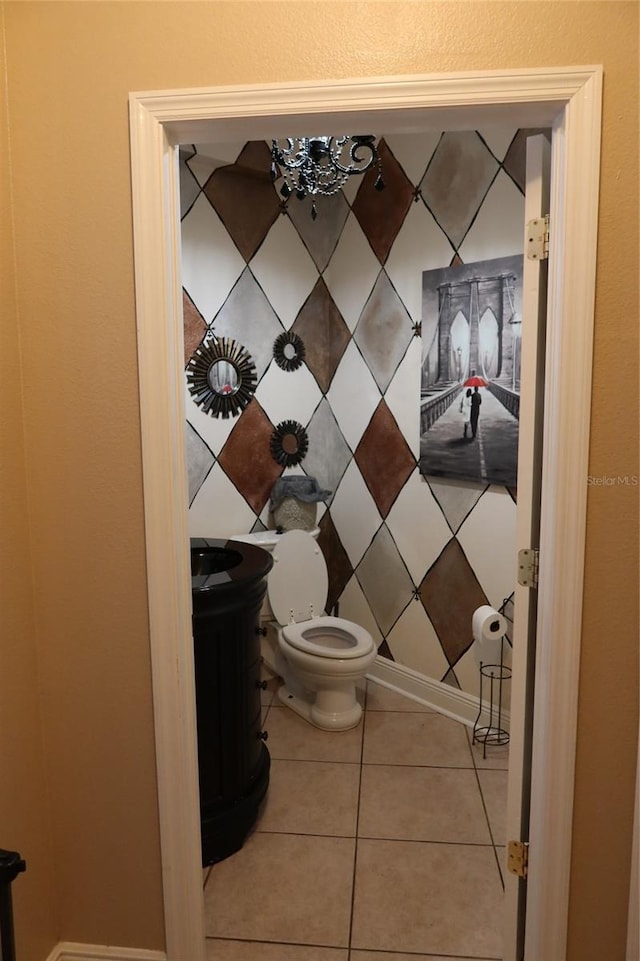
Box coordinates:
[268,530,376,731]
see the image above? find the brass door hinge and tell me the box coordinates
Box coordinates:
[507,839,529,878]
[517,548,539,589]
[526,214,550,261]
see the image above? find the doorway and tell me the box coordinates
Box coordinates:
[128,67,602,961]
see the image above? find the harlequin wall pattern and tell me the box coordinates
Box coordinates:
[181,128,543,698]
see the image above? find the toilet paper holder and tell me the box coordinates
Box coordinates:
[472,595,513,759]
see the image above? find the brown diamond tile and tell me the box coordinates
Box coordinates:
[183,289,207,366]
[419,538,488,666]
[218,400,282,514]
[291,279,351,393]
[203,141,281,262]
[352,139,414,264]
[420,131,499,249]
[355,401,415,518]
[503,128,551,193]
[318,511,354,614]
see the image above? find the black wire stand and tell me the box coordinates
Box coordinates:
[472,597,513,758]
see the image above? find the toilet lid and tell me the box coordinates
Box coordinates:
[268,529,328,626]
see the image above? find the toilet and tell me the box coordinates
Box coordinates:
[267,529,376,731]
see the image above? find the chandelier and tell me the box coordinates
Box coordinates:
[271,136,385,217]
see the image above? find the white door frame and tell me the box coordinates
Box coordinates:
[129,66,602,961]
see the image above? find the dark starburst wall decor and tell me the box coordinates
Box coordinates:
[269,420,309,467]
[186,336,257,418]
[273,331,306,372]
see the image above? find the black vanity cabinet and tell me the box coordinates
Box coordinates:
[191,538,273,865]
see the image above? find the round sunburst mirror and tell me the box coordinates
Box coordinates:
[186,336,257,418]
[269,420,309,467]
[273,331,306,372]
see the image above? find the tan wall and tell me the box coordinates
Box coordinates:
[2,2,637,959]
[0,9,56,961]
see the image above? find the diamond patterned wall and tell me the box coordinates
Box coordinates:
[180,129,539,698]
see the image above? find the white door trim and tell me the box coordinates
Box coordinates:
[128,66,602,961]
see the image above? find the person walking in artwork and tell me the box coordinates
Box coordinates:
[460,388,472,439]
[470,386,482,438]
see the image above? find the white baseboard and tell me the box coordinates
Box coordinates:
[45,943,166,961]
[367,654,510,731]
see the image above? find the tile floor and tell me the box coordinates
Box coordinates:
[203,677,508,961]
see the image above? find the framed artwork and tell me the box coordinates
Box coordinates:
[418,255,523,488]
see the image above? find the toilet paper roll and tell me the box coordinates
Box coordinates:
[472,605,507,667]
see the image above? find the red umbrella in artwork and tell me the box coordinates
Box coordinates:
[463,375,488,387]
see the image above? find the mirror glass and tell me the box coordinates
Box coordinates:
[283,342,297,361]
[208,360,239,395]
[281,433,299,454]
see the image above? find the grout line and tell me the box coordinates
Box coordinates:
[345,680,369,959]
[465,728,506,892]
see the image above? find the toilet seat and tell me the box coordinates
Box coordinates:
[269,531,374,660]
[282,615,374,660]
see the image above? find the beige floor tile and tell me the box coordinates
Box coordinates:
[363,711,473,768]
[358,764,491,843]
[265,705,364,763]
[351,838,502,957]
[365,682,435,713]
[351,954,473,961]
[206,940,348,960]
[471,736,509,770]
[204,832,355,947]
[257,759,360,836]
[477,769,508,845]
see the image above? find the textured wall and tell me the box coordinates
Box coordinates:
[0,11,57,960]
[2,2,637,959]
[182,129,527,700]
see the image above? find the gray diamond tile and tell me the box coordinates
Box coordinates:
[185,422,214,505]
[356,524,414,636]
[287,191,350,273]
[212,267,283,380]
[304,399,352,506]
[420,131,499,248]
[354,271,413,393]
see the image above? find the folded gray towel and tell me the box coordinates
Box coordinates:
[270,476,331,510]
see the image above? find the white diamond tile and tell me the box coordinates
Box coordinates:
[330,462,381,568]
[456,485,517,609]
[384,131,442,186]
[478,127,517,162]
[386,601,449,681]
[181,193,245,322]
[337,573,384,649]
[384,337,421,457]
[254,361,322,430]
[458,170,525,264]
[385,200,453,325]
[249,216,318,329]
[187,462,256,538]
[323,213,380,332]
[386,471,452,584]
[184,381,236,454]
[327,341,381,451]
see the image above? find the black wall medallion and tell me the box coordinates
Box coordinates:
[269,420,309,467]
[186,336,257,418]
[273,331,306,372]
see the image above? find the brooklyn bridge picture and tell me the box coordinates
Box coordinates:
[419,254,523,488]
